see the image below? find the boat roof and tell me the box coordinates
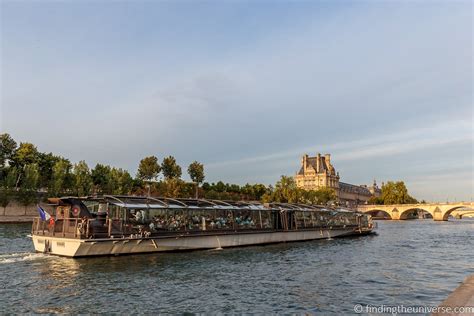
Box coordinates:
[51,195,353,213]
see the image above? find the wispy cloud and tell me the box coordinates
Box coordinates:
[206,117,473,167]
[1,1,472,200]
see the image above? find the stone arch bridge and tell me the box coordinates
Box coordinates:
[357,202,474,221]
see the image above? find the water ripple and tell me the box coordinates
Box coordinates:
[0,220,472,314]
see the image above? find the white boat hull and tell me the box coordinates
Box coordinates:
[32,228,365,257]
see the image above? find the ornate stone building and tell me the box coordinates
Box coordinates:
[295,153,381,207]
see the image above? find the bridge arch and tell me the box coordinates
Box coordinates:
[364,209,392,219]
[443,206,474,221]
[458,211,474,219]
[399,208,433,220]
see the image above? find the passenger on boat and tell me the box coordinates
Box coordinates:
[149,221,155,231]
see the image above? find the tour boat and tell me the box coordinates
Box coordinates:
[31,195,375,257]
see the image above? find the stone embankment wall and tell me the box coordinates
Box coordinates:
[0,201,54,223]
[433,274,474,316]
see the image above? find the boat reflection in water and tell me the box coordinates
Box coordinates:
[31,195,375,257]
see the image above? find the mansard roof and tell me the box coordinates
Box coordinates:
[297,155,332,175]
[298,166,304,175]
[339,182,372,196]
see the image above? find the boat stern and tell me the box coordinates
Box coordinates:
[32,235,83,257]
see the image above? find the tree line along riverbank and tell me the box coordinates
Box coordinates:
[1,133,418,213]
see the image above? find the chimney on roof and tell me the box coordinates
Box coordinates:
[317,153,321,172]
[325,154,331,166]
[302,154,308,172]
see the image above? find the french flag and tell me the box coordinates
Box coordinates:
[37,205,51,221]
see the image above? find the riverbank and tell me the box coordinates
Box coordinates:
[0,202,53,223]
[0,216,34,223]
[433,274,474,316]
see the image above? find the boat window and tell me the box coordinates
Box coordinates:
[233,210,258,229]
[295,211,305,228]
[107,204,122,220]
[260,210,274,229]
[129,209,149,225]
[186,209,234,231]
[303,212,313,228]
[148,209,178,231]
[55,206,69,220]
[206,209,233,230]
[310,212,316,227]
[313,211,329,227]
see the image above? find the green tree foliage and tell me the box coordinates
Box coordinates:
[73,161,93,196]
[137,156,160,181]
[12,142,39,168]
[187,161,205,198]
[37,152,62,189]
[307,187,337,205]
[162,178,184,198]
[0,133,17,168]
[215,181,226,193]
[380,181,418,204]
[91,164,112,194]
[272,175,301,203]
[18,164,39,206]
[241,183,267,201]
[111,168,133,195]
[368,196,384,205]
[262,176,337,205]
[162,156,182,180]
[90,164,133,195]
[10,142,39,188]
[0,167,18,213]
[49,159,73,196]
[200,182,269,201]
[187,161,205,184]
[2,136,285,202]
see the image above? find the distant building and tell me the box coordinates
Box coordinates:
[295,153,381,207]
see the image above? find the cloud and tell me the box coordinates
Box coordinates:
[1,1,472,200]
[206,117,473,167]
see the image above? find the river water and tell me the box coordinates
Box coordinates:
[0,220,473,314]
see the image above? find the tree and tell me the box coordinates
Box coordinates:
[380,181,418,204]
[202,182,211,191]
[187,161,205,198]
[37,152,62,189]
[0,167,18,215]
[272,175,302,203]
[162,178,184,198]
[162,156,182,180]
[260,176,335,205]
[0,133,17,168]
[137,156,160,181]
[73,161,93,196]
[368,196,384,205]
[49,159,73,196]
[111,168,133,195]
[312,187,337,205]
[18,164,39,207]
[11,142,39,187]
[215,181,226,193]
[228,183,240,193]
[252,184,268,201]
[261,185,274,203]
[12,142,39,168]
[91,164,112,194]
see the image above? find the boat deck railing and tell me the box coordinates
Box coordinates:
[32,216,364,240]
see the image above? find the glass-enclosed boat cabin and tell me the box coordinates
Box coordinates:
[32,195,373,239]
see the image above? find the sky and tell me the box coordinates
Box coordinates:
[0,0,472,202]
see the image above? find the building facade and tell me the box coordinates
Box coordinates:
[295,153,381,207]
